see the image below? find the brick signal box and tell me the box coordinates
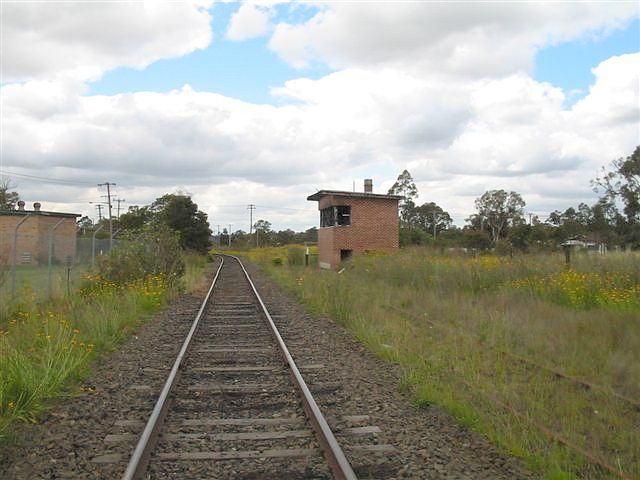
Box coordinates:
[307,180,401,269]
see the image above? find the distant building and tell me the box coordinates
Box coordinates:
[561,236,604,253]
[307,179,401,269]
[0,201,80,265]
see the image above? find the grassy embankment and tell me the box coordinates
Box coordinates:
[0,252,209,441]
[0,264,89,303]
[241,245,639,480]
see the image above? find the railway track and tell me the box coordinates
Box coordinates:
[112,255,394,479]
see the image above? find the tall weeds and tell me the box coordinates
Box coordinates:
[0,230,208,441]
[250,247,640,479]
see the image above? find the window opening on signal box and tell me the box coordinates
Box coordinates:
[320,206,351,227]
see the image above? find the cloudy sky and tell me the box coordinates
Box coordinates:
[1,1,638,232]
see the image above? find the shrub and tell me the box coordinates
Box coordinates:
[96,225,184,284]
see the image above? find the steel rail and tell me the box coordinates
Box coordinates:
[232,255,358,480]
[122,257,225,480]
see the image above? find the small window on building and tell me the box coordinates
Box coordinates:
[336,206,351,226]
[320,207,334,227]
[320,206,351,227]
[21,252,32,264]
[340,249,353,262]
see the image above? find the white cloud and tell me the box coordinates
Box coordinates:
[3,54,638,227]
[1,1,213,82]
[226,3,270,41]
[2,3,638,229]
[269,3,636,77]
[572,53,640,127]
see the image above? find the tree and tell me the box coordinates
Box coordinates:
[253,219,272,246]
[461,228,492,250]
[546,210,562,227]
[412,202,452,237]
[0,177,20,210]
[304,227,318,243]
[76,216,94,236]
[399,227,430,246]
[274,229,296,245]
[150,194,212,253]
[593,146,640,248]
[594,146,640,224]
[474,190,525,242]
[220,228,230,247]
[507,223,532,252]
[233,229,250,246]
[118,206,152,231]
[388,169,418,226]
[437,225,464,246]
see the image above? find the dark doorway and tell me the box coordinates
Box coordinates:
[340,249,353,262]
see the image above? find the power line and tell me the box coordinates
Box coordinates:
[1,170,96,185]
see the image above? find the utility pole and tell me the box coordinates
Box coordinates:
[247,204,256,238]
[217,225,220,246]
[115,198,126,218]
[98,182,116,248]
[228,224,232,248]
[95,204,104,221]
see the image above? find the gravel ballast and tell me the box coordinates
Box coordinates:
[1,259,537,479]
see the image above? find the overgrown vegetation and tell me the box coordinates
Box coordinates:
[96,225,184,284]
[246,247,639,479]
[0,230,208,441]
[116,193,212,253]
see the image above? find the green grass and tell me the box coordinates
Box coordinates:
[0,264,89,305]
[182,252,213,292]
[244,247,640,480]
[0,253,210,442]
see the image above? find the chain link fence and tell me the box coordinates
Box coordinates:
[0,227,118,304]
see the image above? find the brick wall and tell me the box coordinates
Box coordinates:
[316,194,399,268]
[35,216,78,265]
[0,214,78,266]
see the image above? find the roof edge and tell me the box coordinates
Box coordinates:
[0,210,81,218]
[307,190,402,201]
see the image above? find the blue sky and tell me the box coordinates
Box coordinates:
[88,4,639,108]
[534,18,639,106]
[89,2,333,104]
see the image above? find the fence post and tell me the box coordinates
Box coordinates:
[563,244,571,268]
[92,224,105,268]
[47,218,66,299]
[11,213,33,298]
